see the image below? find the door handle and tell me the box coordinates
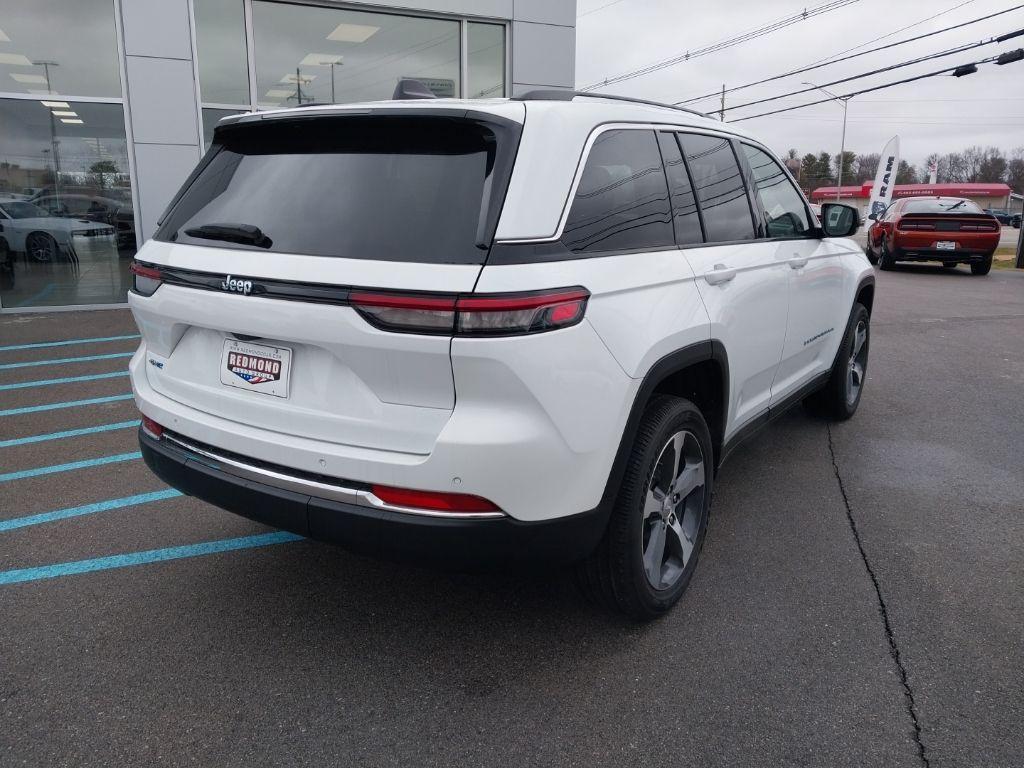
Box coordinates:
[789,256,809,269]
[704,264,737,285]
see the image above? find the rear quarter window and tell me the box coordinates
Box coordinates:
[156,115,515,265]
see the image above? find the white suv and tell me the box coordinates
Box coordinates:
[129,89,873,619]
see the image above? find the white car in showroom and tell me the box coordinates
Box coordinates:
[0,198,116,264]
[129,87,873,619]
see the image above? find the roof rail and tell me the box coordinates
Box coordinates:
[513,89,708,118]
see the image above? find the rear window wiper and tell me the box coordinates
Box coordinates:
[944,200,966,211]
[183,223,272,248]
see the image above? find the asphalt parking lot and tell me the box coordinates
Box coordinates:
[2,265,1022,767]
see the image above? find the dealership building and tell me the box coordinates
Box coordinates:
[0,0,577,311]
[809,182,1021,215]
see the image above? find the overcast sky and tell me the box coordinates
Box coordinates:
[575,0,1024,168]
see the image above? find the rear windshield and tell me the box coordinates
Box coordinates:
[902,198,982,214]
[155,115,513,264]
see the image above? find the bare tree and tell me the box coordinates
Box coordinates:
[1008,147,1024,193]
[855,153,880,184]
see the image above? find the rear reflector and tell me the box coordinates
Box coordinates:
[130,261,163,296]
[141,415,164,440]
[370,484,502,513]
[350,286,590,336]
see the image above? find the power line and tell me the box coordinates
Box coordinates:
[578,0,629,18]
[580,0,859,91]
[729,51,1021,122]
[722,28,1022,113]
[676,3,1024,105]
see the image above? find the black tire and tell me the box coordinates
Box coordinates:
[970,253,993,276]
[804,303,870,421]
[576,395,713,620]
[942,262,957,269]
[864,243,879,266]
[25,232,57,263]
[879,238,896,271]
[0,239,13,291]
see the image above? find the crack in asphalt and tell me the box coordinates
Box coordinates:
[826,424,931,768]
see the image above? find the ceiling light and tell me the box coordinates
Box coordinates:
[327,23,379,43]
[280,73,315,83]
[0,27,10,42]
[40,100,70,108]
[10,73,48,84]
[51,110,77,117]
[264,89,293,98]
[300,53,343,66]
[0,53,34,66]
[60,118,84,124]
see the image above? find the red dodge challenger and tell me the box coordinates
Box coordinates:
[866,196,1001,275]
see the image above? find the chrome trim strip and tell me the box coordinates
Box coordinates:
[163,434,506,519]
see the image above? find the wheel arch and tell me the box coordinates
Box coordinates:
[598,340,729,517]
[855,274,876,315]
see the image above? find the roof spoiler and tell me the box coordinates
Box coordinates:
[392,78,437,100]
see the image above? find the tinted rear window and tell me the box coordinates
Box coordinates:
[156,116,511,264]
[902,198,983,214]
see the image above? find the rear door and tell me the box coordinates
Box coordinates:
[738,143,846,402]
[675,132,790,437]
[132,108,521,455]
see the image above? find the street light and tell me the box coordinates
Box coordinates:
[803,81,851,202]
[319,59,343,104]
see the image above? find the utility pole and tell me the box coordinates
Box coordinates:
[33,60,61,202]
[319,59,343,104]
[719,84,725,122]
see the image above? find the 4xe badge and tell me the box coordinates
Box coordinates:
[226,350,282,385]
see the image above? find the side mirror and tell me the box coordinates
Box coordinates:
[821,203,860,238]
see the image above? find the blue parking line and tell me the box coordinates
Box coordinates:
[0,352,134,371]
[0,532,304,585]
[0,420,139,448]
[0,371,129,391]
[0,489,181,532]
[0,394,134,417]
[0,451,140,483]
[0,334,140,353]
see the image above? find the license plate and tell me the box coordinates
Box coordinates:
[220,339,291,398]
[936,241,956,251]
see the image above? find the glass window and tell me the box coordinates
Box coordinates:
[202,107,244,150]
[157,116,511,265]
[0,0,121,98]
[467,22,505,98]
[742,144,812,238]
[656,132,703,245]
[678,133,755,243]
[903,198,983,214]
[251,2,460,108]
[0,99,136,308]
[195,0,250,106]
[561,130,673,254]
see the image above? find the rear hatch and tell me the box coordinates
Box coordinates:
[897,213,1001,234]
[132,106,522,455]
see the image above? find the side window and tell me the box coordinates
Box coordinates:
[677,133,755,243]
[741,144,812,238]
[561,129,673,254]
[656,132,704,246]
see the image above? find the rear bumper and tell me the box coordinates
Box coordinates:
[892,234,997,261]
[140,429,607,569]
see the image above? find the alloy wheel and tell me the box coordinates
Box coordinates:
[847,320,868,406]
[641,430,706,590]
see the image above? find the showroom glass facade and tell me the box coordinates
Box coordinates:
[0,0,509,309]
[0,0,136,309]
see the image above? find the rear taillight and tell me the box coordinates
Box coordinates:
[960,224,998,232]
[141,415,164,440]
[350,287,590,336]
[899,222,936,231]
[371,484,502,514]
[130,261,162,296]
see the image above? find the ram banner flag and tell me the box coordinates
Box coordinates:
[868,136,900,218]
[928,160,938,185]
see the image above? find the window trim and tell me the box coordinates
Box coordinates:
[655,130,706,246]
